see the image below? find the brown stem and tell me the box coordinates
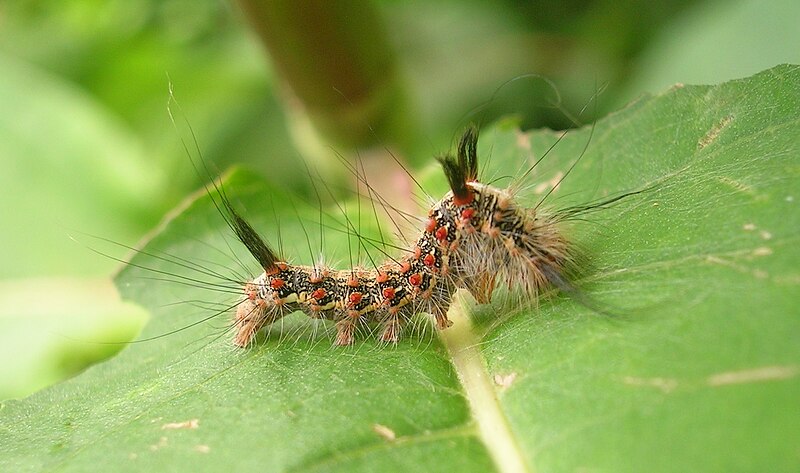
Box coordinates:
[237,0,413,149]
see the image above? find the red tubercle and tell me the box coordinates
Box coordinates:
[376,272,388,283]
[400,261,412,273]
[426,218,437,233]
[461,208,475,220]
[408,273,422,286]
[311,268,332,283]
[311,288,326,300]
[382,287,395,300]
[270,278,285,289]
[348,292,363,306]
[423,253,436,267]
[435,226,448,242]
[347,276,360,287]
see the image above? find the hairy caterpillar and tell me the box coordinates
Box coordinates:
[215,125,641,348]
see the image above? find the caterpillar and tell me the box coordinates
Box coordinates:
[217,125,636,348]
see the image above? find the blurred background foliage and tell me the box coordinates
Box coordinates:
[0,0,797,400]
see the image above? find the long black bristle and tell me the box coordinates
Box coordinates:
[457,125,479,181]
[554,187,653,221]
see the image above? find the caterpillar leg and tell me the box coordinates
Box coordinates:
[432,305,453,330]
[465,273,496,304]
[334,316,357,346]
[379,312,409,344]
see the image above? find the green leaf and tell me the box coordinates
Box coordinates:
[0,279,148,400]
[1,65,798,472]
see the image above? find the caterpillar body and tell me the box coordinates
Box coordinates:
[229,126,577,348]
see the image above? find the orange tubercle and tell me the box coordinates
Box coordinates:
[348,292,362,306]
[426,218,437,233]
[270,278,285,289]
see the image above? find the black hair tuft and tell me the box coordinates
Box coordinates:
[220,197,279,272]
[457,125,479,182]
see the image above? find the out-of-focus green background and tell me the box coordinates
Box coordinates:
[0,0,797,400]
